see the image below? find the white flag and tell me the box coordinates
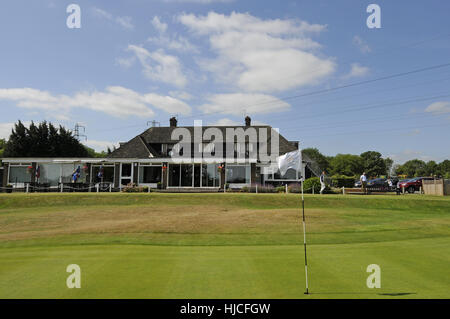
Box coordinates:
[277,150,302,177]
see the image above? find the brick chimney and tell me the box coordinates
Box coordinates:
[245,116,251,126]
[169,117,177,127]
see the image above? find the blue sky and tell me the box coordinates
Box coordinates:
[0,0,449,163]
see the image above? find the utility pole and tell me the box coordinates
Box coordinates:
[147,120,161,127]
[73,123,87,141]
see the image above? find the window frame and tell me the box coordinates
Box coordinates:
[138,163,163,186]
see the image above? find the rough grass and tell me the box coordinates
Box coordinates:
[0,193,449,298]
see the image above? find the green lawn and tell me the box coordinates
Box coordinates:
[0,193,449,299]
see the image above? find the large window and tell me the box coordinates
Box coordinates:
[194,164,201,187]
[92,165,115,183]
[168,163,220,187]
[61,164,86,184]
[169,164,180,187]
[180,164,193,187]
[38,163,87,186]
[39,163,61,186]
[60,164,87,184]
[8,165,30,185]
[139,166,162,184]
[226,165,250,184]
[202,164,220,187]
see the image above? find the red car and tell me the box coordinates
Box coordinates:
[399,177,434,193]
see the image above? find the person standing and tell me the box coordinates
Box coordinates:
[396,180,401,195]
[360,172,368,194]
[387,177,393,191]
[320,171,326,194]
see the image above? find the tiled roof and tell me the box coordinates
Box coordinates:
[109,125,298,159]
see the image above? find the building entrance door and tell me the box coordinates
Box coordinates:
[120,163,133,186]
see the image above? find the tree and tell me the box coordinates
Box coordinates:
[3,121,89,158]
[396,159,426,177]
[329,154,364,177]
[360,151,387,177]
[84,146,108,158]
[437,160,450,177]
[0,138,5,163]
[384,157,394,176]
[302,148,330,172]
[424,161,438,176]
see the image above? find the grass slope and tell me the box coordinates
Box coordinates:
[0,193,449,298]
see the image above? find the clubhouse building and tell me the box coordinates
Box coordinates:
[1,117,311,191]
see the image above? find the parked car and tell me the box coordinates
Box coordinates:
[355,177,399,190]
[367,178,387,187]
[354,178,381,188]
[399,177,434,193]
[385,177,399,189]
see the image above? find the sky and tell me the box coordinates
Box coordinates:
[0,0,449,164]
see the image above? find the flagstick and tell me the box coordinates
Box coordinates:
[301,179,309,295]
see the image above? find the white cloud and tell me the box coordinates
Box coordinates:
[142,93,191,114]
[127,45,187,87]
[152,16,168,33]
[208,118,241,126]
[425,101,450,115]
[116,16,134,30]
[92,7,134,30]
[0,122,15,139]
[0,86,191,119]
[179,11,325,35]
[0,88,68,111]
[83,140,119,152]
[149,16,198,53]
[342,63,370,79]
[71,86,155,117]
[147,35,199,53]
[92,7,113,20]
[178,12,335,93]
[199,93,290,116]
[116,56,136,68]
[353,35,371,53]
[0,122,32,139]
[169,91,194,101]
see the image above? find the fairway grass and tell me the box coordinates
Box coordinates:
[0,193,449,299]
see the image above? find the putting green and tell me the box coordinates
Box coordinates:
[0,193,449,298]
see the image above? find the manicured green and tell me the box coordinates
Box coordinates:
[0,193,449,298]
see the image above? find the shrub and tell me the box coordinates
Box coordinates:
[240,186,249,193]
[331,175,357,188]
[122,183,149,193]
[275,186,286,193]
[303,177,321,194]
[287,183,301,193]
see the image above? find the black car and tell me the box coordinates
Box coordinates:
[367,178,387,187]
[355,177,399,191]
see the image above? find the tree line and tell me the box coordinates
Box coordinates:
[0,121,110,159]
[302,148,450,179]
